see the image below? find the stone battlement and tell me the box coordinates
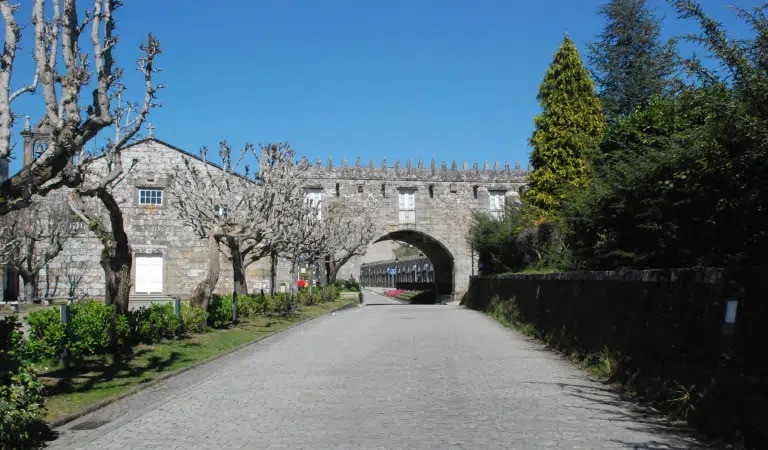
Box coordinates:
[304,157,528,182]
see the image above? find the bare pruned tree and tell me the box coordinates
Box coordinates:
[167,142,310,307]
[0,192,77,302]
[319,201,375,284]
[0,1,162,216]
[66,34,162,315]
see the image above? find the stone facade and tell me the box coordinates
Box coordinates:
[13,138,526,301]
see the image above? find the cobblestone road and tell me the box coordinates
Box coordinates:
[49,290,709,449]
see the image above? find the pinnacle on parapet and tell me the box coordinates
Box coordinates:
[342,158,347,168]
[451,160,457,171]
[356,156,362,168]
[316,157,322,168]
[369,159,374,169]
[527,162,532,172]
[463,161,469,170]
[515,161,521,171]
[484,161,490,172]
[394,160,400,170]
[382,159,387,170]
[441,160,447,171]
[406,158,412,169]
[473,161,479,172]
[328,156,333,168]
[430,158,436,169]
[505,161,511,172]
[417,159,423,169]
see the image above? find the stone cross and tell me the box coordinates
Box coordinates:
[147,123,156,137]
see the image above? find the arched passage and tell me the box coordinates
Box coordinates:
[366,229,455,298]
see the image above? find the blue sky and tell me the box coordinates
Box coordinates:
[6,0,763,175]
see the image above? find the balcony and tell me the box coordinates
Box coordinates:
[399,210,415,224]
[490,209,504,220]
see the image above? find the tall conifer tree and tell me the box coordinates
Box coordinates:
[589,0,677,121]
[524,35,605,218]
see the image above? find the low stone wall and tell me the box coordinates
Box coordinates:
[462,268,767,448]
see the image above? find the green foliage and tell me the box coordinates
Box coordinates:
[296,288,317,306]
[27,302,129,360]
[235,294,268,317]
[180,303,208,334]
[333,276,360,292]
[323,285,339,302]
[129,304,179,344]
[0,317,47,449]
[588,0,678,121]
[207,295,234,328]
[467,203,571,273]
[26,308,66,360]
[268,293,292,314]
[525,35,606,218]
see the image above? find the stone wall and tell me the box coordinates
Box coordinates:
[33,138,527,300]
[462,269,768,446]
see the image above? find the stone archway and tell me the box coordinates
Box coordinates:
[373,229,455,297]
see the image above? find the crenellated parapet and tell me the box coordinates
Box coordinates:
[305,156,529,183]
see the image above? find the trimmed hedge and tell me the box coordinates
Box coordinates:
[26,301,129,360]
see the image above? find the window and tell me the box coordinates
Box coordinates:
[398,189,415,224]
[357,184,364,193]
[305,188,323,219]
[489,190,506,219]
[139,189,163,206]
[213,204,229,219]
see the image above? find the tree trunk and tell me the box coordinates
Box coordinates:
[20,272,37,304]
[191,233,220,310]
[226,238,248,296]
[101,244,132,315]
[269,251,277,297]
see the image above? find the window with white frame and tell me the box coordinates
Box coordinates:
[139,188,163,206]
[489,190,506,219]
[305,188,323,219]
[398,189,416,224]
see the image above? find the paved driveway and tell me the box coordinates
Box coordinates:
[49,291,709,449]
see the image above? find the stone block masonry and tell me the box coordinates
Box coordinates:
[33,138,527,302]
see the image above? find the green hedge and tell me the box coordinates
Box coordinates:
[1,316,47,449]
[26,301,129,360]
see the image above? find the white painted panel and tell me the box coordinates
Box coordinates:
[135,255,163,293]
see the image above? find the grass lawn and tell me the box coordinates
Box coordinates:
[40,298,355,423]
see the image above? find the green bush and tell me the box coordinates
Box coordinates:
[324,285,339,301]
[0,316,47,449]
[269,293,292,314]
[26,308,66,360]
[296,289,315,306]
[68,301,129,357]
[236,294,268,317]
[333,277,360,292]
[207,295,233,328]
[180,303,208,334]
[132,303,178,343]
[27,301,128,360]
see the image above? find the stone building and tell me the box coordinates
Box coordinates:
[3,128,527,302]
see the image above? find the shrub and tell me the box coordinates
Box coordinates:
[180,303,208,334]
[237,294,269,317]
[26,308,66,360]
[324,285,339,301]
[207,295,233,328]
[68,301,129,358]
[269,293,292,314]
[334,277,360,292]
[133,303,178,343]
[0,316,47,449]
[27,301,129,360]
[297,289,315,306]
